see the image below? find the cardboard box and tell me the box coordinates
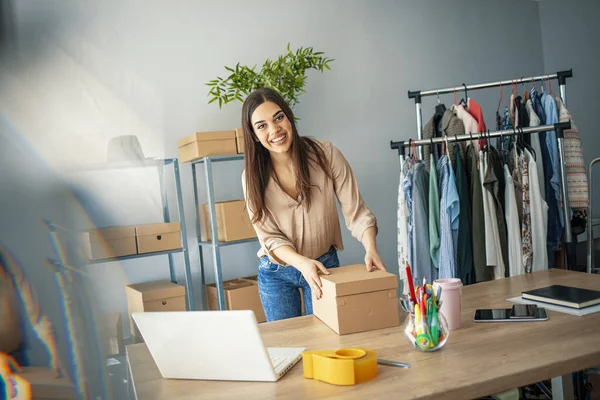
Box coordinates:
[80,226,137,260]
[135,222,181,254]
[313,264,399,335]
[235,128,245,153]
[177,130,237,163]
[200,200,257,242]
[16,367,76,399]
[206,277,266,323]
[126,280,186,340]
[99,312,123,356]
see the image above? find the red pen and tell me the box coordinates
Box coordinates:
[405,264,417,305]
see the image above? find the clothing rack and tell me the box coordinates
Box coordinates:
[394,70,575,268]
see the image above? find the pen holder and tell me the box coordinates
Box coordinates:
[403,310,449,352]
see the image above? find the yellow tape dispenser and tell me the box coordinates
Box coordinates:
[301,348,377,386]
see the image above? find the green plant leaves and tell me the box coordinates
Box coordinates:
[206,43,333,109]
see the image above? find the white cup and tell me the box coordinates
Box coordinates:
[433,278,463,331]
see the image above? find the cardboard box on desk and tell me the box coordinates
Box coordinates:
[200,200,257,242]
[206,278,266,323]
[313,264,400,335]
[177,130,237,163]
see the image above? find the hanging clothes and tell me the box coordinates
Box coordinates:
[530,87,546,125]
[520,151,533,274]
[525,99,546,201]
[423,108,445,172]
[504,164,523,277]
[453,145,474,285]
[466,145,490,282]
[442,108,466,165]
[437,154,460,279]
[398,158,410,294]
[467,98,487,132]
[525,148,549,272]
[483,148,509,278]
[541,93,564,251]
[402,160,415,269]
[429,157,441,270]
[554,96,589,214]
[480,150,505,279]
[411,161,435,282]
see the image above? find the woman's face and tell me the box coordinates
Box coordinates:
[250,101,293,154]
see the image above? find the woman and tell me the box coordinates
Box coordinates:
[241,87,385,322]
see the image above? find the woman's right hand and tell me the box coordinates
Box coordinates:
[296,257,330,300]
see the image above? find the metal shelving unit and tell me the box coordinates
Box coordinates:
[71,158,196,311]
[191,154,258,311]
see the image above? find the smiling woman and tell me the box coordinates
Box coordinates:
[240,87,385,323]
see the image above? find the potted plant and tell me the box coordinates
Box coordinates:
[206,43,334,111]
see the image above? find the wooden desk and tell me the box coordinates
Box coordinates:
[126,270,600,399]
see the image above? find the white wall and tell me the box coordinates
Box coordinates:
[1,0,549,339]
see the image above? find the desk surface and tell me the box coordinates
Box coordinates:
[126,270,600,400]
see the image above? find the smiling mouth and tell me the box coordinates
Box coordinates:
[270,133,287,144]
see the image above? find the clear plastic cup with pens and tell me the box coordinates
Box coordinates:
[400,266,450,352]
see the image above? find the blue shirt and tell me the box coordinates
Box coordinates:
[542,93,564,249]
[437,155,460,279]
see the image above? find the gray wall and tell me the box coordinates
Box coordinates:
[3,0,592,343]
[539,0,600,240]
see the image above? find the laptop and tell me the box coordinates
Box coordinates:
[131,310,305,382]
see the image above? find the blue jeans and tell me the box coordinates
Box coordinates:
[257,246,340,322]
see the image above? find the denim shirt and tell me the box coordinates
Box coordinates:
[437,155,459,279]
[542,93,564,250]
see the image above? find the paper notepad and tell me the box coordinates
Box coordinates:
[507,296,600,317]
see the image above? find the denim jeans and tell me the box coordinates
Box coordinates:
[257,246,339,322]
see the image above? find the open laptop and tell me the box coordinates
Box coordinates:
[131,310,305,382]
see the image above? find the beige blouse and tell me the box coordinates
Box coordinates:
[242,141,377,266]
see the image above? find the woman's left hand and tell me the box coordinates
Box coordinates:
[364,250,386,272]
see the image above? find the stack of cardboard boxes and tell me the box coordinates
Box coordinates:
[80,222,182,261]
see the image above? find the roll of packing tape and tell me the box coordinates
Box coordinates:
[302,348,378,386]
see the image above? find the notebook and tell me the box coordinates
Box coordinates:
[521,285,600,309]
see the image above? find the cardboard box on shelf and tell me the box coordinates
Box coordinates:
[313,264,399,335]
[80,226,137,260]
[135,222,181,254]
[206,278,266,323]
[177,130,237,163]
[99,312,123,356]
[235,128,245,154]
[16,367,77,399]
[126,280,186,341]
[200,200,257,242]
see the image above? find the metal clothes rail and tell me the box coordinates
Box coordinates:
[396,69,575,268]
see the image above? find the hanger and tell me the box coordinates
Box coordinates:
[519,126,537,161]
[459,83,468,107]
[435,89,446,117]
[496,82,503,114]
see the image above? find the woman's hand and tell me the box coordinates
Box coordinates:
[365,249,386,272]
[297,257,330,300]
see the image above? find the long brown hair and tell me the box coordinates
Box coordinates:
[242,87,331,223]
